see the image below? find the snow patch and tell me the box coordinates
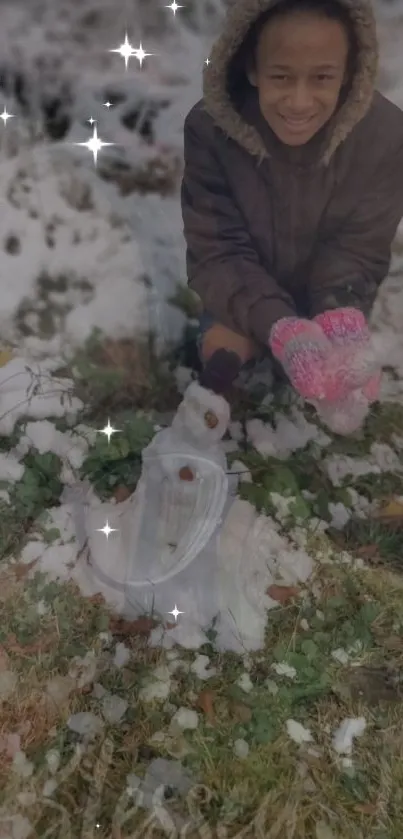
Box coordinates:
[246,407,330,459]
[272,663,297,679]
[236,673,253,693]
[22,420,89,468]
[286,719,313,745]
[326,442,402,487]
[0,357,82,436]
[0,453,24,482]
[332,717,367,755]
[190,654,217,680]
[233,738,249,759]
[170,708,199,731]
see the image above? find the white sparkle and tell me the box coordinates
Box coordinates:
[104,101,112,108]
[73,123,114,165]
[99,419,120,443]
[0,107,14,126]
[205,58,210,66]
[109,34,154,70]
[97,520,118,540]
[166,1,183,14]
[88,117,96,125]
[167,605,184,622]
[110,33,135,69]
[132,42,154,68]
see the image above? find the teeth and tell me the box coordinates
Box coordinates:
[282,116,312,125]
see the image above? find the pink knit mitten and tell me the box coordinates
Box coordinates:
[312,389,371,435]
[269,317,333,400]
[314,308,381,402]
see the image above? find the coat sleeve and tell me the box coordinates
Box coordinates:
[307,138,403,318]
[181,109,297,344]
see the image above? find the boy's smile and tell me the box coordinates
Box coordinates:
[247,12,349,145]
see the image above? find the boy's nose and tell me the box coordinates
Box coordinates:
[285,82,314,113]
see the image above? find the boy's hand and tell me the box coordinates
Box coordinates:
[269,310,380,406]
[269,317,333,400]
[314,307,381,402]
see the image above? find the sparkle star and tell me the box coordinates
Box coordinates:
[73,124,114,165]
[110,33,135,69]
[0,107,14,126]
[205,58,210,66]
[99,419,120,443]
[104,101,112,108]
[132,42,154,68]
[88,117,96,125]
[96,520,118,539]
[167,605,184,622]
[166,1,183,14]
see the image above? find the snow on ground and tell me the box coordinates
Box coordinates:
[0,357,82,436]
[0,0,403,653]
[0,152,151,354]
[0,0,221,355]
[246,406,331,458]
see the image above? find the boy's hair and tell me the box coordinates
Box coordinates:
[246,0,357,67]
[228,0,358,100]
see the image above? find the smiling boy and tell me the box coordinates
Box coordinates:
[180,0,403,433]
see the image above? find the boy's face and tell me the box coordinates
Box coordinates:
[247,12,349,146]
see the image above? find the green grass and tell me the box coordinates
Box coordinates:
[3,553,403,837]
[3,338,403,837]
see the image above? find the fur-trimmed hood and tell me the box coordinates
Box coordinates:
[203,0,379,164]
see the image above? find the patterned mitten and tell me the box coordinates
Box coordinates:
[312,389,371,435]
[269,317,334,400]
[314,308,381,401]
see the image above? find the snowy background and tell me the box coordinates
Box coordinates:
[0,0,401,362]
[0,0,226,358]
[0,0,403,653]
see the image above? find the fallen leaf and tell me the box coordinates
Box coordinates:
[109,616,158,636]
[197,690,216,723]
[230,701,252,724]
[88,593,106,606]
[178,466,195,482]
[354,802,378,815]
[342,666,400,704]
[204,410,219,429]
[78,685,93,696]
[266,585,299,604]
[113,486,132,503]
[4,633,54,657]
[0,350,14,367]
[356,544,380,561]
[376,498,403,521]
[382,635,403,652]
[13,559,38,581]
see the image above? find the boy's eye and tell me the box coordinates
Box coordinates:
[268,73,335,82]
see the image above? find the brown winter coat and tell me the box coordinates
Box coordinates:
[181,0,403,345]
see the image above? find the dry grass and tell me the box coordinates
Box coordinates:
[98,150,182,197]
[2,341,403,836]
[2,547,403,837]
[70,333,181,421]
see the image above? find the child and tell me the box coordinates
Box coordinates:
[180,0,403,434]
